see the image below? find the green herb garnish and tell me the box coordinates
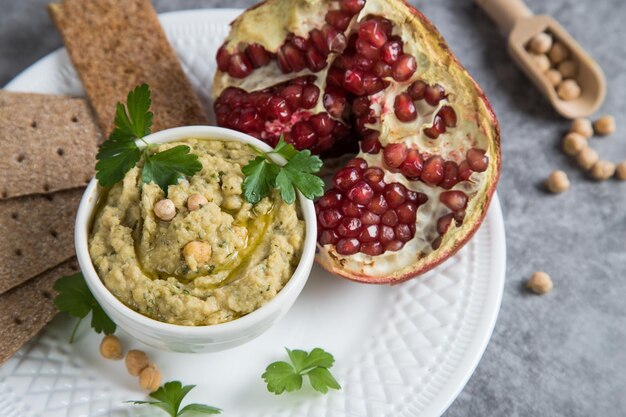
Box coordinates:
[262,347,341,395]
[95,84,202,193]
[242,135,324,204]
[53,272,116,343]
[129,381,221,416]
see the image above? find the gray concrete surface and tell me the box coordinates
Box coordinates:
[1,0,625,415]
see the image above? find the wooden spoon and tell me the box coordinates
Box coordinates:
[475,0,606,119]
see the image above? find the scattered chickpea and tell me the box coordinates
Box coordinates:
[139,364,161,391]
[590,160,616,180]
[526,271,553,294]
[594,115,616,136]
[545,69,562,87]
[562,132,587,156]
[548,42,569,65]
[126,349,150,376]
[154,198,176,221]
[545,170,570,193]
[531,53,551,73]
[570,118,593,139]
[99,335,123,360]
[576,147,599,170]
[616,161,626,180]
[557,79,581,101]
[187,193,208,211]
[557,60,577,79]
[528,32,553,54]
[183,241,212,271]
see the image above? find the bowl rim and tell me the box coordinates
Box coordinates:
[75,125,317,337]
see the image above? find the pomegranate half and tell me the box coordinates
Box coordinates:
[212,0,501,283]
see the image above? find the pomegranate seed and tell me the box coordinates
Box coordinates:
[384,183,407,208]
[305,47,327,72]
[400,149,423,179]
[458,161,472,181]
[238,108,259,131]
[355,113,375,134]
[454,210,466,224]
[432,236,442,250]
[348,181,374,204]
[395,224,413,242]
[319,229,339,245]
[353,54,374,71]
[382,210,399,226]
[384,241,404,252]
[373,61,392,78]
[346,158,368,171]
[336,238,360,255]
[437,214,454,235]
[440,191,468,211]
[318,190,343,209]
[355,38,381,60]
[363,74,386,95]
[439,106,457,127]
[361,131,382,154]
[383,143,408,168]
[379,225,395,244]
[367,194,388,214]
[228,53,253,78]
[340,0,365,14]
[327,67,344,87]
[421,156,445,185]
[282,44,306,72]
[397,202,417,223]
[318,209,343,228]
[301,85,320,109]
[467,148,489,172]
[337,217,363,237]
[359,20,388,48]
[309,113,335,135]
[276,47,292,73]
[440,161,459,189]
[323,89,347,118]
[291,121,317,149]
[381,38,403,64]
[310,29,330,56]
[343,69,366,95]
[370,17,393,36]
[408,80,427,100]
[424,114,446,139]
[280,84,303,110]
[323,25,347,53]
[392,54,417,82]
[325,10,352,31]
[425,84,446,106]
[363,167,384,183]
[361,211,381,225]
[334,167,361,190]
[394,93,418,122]
[216,45,230,71]
[265,96,291,121]
[290,36,308,51]
[359,224,379,242]
[352,97,371,116]
[342,201,364,217]
[360,241,383,255]
[246,43,270,68]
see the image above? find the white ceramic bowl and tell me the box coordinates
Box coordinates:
[75,126,317,353]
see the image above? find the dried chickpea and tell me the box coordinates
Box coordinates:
[526,271,553,294]
[590,160,616,180]
[99,335,123,360]
[187,193,208,211]
[548,42,569,65]
[557,79,581,101]
[183,241,212,271]
[594,115,616,136]
[616,161,626,180]
[139,364,161,391]
[557,60,577,79]
[126,349,149,376]
[570,118,593,139]
[545,170,570,193]
[576,147,599,170]
[562,132,587,156]
[154,198,176,221]
[531,53,551,73]
[545,69,562,87]
[528,32,552,54]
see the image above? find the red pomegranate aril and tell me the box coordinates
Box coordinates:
[359,224,379,242]
[361,131,382,154]
[309,113,335,135]
[325,10,352,31]
[291,121,317,149]
[323,25,348,53]
[421,156,445,185]
[246,43,271,68]
[341,200,364,217]
[368,194,388,215]
[424,114,446,139]
[454,210,466,224]
[363,74,386,95]
[360,241,383,256]
[408,80,427,100]
[238,108,259,131]
[440,191,468,211]
[280,84,302,110]
[458,160,472,181]
[216,45,230,71]
[305,47,327,72]
[348,181,375,204]
[359,20,388,48]
[334,167,361,190]
[227,53,253,78]
[310,29,330,56]
[373,61,392,78]
[392,54,417,82]
[431,236,442,250]
[394,93,418,122]
[384,241,404,252]
[276,47,292,73]
[361,211,381,225]
[467,148,489,172]
[363,167,384,183]
[382,210,399,226]
[337,217,363,237]
[400,149,423,178]
[340,0,365,14]
[384,183,407,208]
[318,189,343,209]
[290,35,308,51]
[301,85,320,109]
[319,209,343,228]
[383,143,408,168]
[327,67,344,87]
[439,106,457,127]
[437,213,454,235]
[397,202,417,223]
[265,96,291,121]
[395,224,413,242]
[353,54,374,71]
[424,84,446,106]
[355,38,381,60]
[323,89,347,118]
[381,38,403,64]
[343,69,366,95]
[319,229,339,245]
[346,158,368,171]
[352,97,371,116]
[440,161,459,189]
[282,44,306,72]
[336,238,360,255]
[379,225,395,244]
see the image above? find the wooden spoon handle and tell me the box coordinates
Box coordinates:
[475,0,533,34]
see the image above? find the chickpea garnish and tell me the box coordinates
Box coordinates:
[139,364,161,391]
[154,198,176,221]
[526,271,553,294]
[99,335,123,360]
[187,193,208,211]
[594,115,616,136]
[545,170,570,193]
[126,349,150,376]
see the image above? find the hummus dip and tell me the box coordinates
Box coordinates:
[89,139,305,326]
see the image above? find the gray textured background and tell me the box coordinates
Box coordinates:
[1,0,625,415]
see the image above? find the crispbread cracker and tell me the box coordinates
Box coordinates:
[48,0,209,135]
[0,257,79,364]
[0,188,82,294]
[0,91,101,200]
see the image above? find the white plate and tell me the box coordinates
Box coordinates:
[1,9,506,417]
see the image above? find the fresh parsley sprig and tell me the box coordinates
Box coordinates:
[53,272,116,343]
[242,136,325,204]
[129,381,221,416]
[262,347,341,395]
[95,84,202,193]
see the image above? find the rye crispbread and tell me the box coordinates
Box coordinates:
[0,188,82,294]
[0,257,79,364]
[48,0,209,135]
[0,91,102,200]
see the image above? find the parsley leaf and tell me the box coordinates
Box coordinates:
[262,347,341,395]
[95,130,142,187]
[129,381,221,416]
[142,145,202,193]
[241,135,324,205]
[53,273,116,343]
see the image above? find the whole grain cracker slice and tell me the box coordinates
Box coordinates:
[48,0,209,135]
[0,91,102,200]
[0,188,83,294]
[0,257,79,364]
